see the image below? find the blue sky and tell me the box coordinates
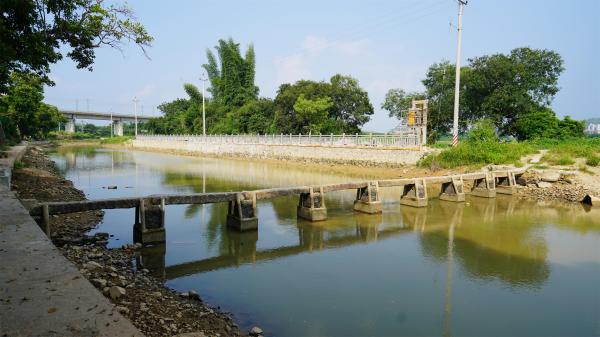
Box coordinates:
[45,0,600,132]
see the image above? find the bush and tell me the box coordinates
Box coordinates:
[586,155,600,167]
[100,136,131,144]
[467,119,497,143]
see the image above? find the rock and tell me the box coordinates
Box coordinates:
[537,181,553,189]
[173,333,207,337]
[250,326,263,336]
[540,171,561,182]
[84,261,102,271]
[581,194,600,206]
[188,290,200,300]
[151,291,162,297]
[180,292,189,298]
[109,286,126,300]
[91,278,107,288]
[115,306,129,315]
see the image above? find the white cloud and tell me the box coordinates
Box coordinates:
[273,35,371,84]
[135,84,156,98]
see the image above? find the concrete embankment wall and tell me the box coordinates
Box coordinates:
[131,139,427,166]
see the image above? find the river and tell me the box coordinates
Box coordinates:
[50,147,600,337]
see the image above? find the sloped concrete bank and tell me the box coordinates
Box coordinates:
[6,145,249,337]
[130,138,426,166]
[0,144,142,336]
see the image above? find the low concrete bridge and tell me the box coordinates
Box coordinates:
[29,167,525,245]
[60,110,152,136]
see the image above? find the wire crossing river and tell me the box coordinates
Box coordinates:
[51,147,600,337]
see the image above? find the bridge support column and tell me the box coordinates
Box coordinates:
[113,119,124,136]
[298,187,327,221]
[439,176,466,202]
[495,171,517,195]
[354,181,382,214]
[227,193,258,231]
[470,173,496,198]
[65,118,76,133]
[134,198,166,245]
[400,179,428,207]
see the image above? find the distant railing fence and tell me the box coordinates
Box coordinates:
[137,132,423,148]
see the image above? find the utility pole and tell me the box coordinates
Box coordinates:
[133,97,139,137]
[109,108,113,138]
[199,73,208,136]
[452,0,467,147]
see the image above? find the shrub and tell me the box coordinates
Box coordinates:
[586,155,600,167]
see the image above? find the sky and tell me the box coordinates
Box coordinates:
[44,0,600,132]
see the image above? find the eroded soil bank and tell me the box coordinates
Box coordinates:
[11,144,252,337]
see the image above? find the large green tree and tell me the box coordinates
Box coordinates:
[383,47,568,142]
[0,72,65,140]
[0,0,153,93]
[202,38,258,108]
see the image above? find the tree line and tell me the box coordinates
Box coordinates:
[381,47,584,142]
[146,39,375,136]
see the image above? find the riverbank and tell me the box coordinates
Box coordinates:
[11,144,251,337]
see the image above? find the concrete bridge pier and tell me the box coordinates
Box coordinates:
[470,173,497,198]
[496,171,517,195]
[113,119,124,136]
[133,198,166,244]
[400,179,428,207]
[65,118,76,133]
[440,176,466,202]
[227,193,258,231]
[354,181,383,214]
[298,187,327,221]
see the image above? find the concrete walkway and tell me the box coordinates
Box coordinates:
[0,146,143,336]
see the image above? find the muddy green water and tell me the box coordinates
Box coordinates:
[50,147,600,337]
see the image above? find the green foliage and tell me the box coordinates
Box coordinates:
[328,74,374,133]
[0,0,152,93]
[293,95,332,134]
[0,72,65,141]
[202,38,258,108]
[13,160,26,169]
[100,136,131,144]
[388,47,566,142]
[467,119,498,143]
[418,141,535,169]
[514,108,584,140]
[586,155,600,167]
[381,89,426,120]
[535,137,600,166]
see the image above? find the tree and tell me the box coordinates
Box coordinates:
[202,38,258,108]
[466,47,564,135]
[513,107,559,140]
[329,74,374,134]
[293,94,332,134]
[0,0,153,93]
[273,80,331,134]
[381,88,425,119]
[0,72,64,140]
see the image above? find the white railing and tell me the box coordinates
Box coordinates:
[137,133,422,148]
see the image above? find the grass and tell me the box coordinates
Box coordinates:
[419,141,536,169]
[421,136,600,169]
[100,136,132,144]
[13,160,27,169]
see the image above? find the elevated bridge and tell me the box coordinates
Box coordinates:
[60,110,153,136]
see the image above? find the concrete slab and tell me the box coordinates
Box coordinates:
[0,190,143,337]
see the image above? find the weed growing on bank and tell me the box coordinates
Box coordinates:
[100,136,132,144]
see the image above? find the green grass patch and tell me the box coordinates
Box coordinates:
[418,141,536,169]
[585,155,600,167]
[13,160,27,169]
[100,136,132,144]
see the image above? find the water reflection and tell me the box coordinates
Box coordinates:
[50,148,600,337]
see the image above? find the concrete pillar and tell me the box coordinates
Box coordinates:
[227,193,258,231]
[65,118,76,133]
[113,119,124,136]
[495,171,517,195]
[354,181,383,214]
[470,172,497,198]
[297,187,327,221]
[133,198,166,244]
[439,176,466,202]
[400,179,428,207]
[135,243,166,279]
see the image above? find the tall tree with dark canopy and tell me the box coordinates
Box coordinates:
[202,38,258,108]
[0,0,153,93]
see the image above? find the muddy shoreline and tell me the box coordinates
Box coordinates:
[11,145,253,337]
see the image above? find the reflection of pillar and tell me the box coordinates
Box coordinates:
[136,243,166,279]
[113,119,124,136]
[65,117,76,133]
[228,230,259,264]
